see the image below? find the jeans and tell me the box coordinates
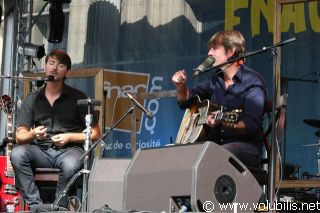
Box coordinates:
[10,144,84,207]
[222,141,261,167]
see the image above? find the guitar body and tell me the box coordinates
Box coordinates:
[0,156,21,212]
[175,96,220,144]
[175,96,240,145]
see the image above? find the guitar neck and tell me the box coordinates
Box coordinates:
[6,113,15,175]
[7,113,13,143]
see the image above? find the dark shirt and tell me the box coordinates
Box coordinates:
[17,83,99,149]
[178,64,267,146]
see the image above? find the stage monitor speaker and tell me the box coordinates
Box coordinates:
[123,141,262,212]
[88,158,131,212]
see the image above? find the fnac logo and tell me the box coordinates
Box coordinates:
[103,70,150,133]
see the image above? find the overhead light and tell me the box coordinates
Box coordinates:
[18,43,46,59]
[45,0,71,43]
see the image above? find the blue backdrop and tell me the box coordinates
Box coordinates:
[66,0,320,178]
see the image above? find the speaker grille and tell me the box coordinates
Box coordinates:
[214,175,236,203]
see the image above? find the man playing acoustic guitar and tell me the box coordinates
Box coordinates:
[172,30,267,167]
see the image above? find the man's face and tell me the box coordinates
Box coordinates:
[45,56,68,81]
[208,45,228,64]
[208,45,235,68]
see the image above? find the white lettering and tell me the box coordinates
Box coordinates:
[144,76,163,134]
[103,81,147,99]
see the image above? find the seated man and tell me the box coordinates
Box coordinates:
[10,50,102,208]
[172,30,267,167]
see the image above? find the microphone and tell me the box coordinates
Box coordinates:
[45,75,55,81]
[125,92,153,119]
[35,75,55,87]
[192,56,215,77]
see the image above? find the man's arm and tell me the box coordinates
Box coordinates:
[172,70,189,102]
[66,123,102,142]
[16,125,47,144]
[50,124,102,147]
[237,84,266,136]
[206,112,247,134]
[221,120,247,134]
[206,84,265,136]
[16,126,34,144]
[89,123,102,142]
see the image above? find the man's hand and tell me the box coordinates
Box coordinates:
[32,126,47,140]
[206,111,221,128]
[172,70,189,101]
[172,70,187,88]
[51,133,71,147]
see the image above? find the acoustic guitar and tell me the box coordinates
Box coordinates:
[0,95,22,212]
[175,96,241,144]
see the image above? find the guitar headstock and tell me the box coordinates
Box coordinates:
[0,95,12,115]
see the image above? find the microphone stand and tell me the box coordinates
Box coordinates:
[52,102,94,212]
[53,106,136,211]
[0,74,50,81]
[81,104,93,212]
[79,106,136,160]
[192,37,296,78]
[53,169,89,208]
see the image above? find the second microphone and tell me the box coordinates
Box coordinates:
[125,92,154,119]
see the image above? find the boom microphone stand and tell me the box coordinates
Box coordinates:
[53,104,136,212]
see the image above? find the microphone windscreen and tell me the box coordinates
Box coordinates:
[36,80,45,87]
[196,56,215,71]
[46,75,55,81]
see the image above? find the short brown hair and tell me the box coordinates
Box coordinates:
[208,30,245,58]
[45,49,71,70]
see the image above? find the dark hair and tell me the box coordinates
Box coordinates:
[45,49,71,70]
[207,30,245,58]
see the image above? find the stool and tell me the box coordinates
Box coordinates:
[34,168,60,204]
[34,167,82,207]
[35,168,60,182]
